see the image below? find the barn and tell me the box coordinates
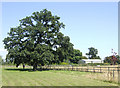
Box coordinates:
[80,59,103,64]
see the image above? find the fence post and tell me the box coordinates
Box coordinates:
[81,68,82,72]
[108,67,109,72]
[113,69,114,81]
[50,65,51,70]
[72,65,73,71]
[100,67,101,73]
[118,66,120,84]
[86,66,88,72]
[87,66,89,72]
[65,65,66,70]
[93,66,95,73]
[77,66,78,71]
[69,65,70,71]
[46,65,47,70]
[108,67,110,80]
[58,65,59,70]
[54,65,55,70]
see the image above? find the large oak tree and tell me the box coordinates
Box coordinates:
[3,9,74,70]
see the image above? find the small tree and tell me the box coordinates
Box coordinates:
[104,55,119,65]
[86,47,100,59]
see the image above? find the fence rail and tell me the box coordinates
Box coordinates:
[42,65,120,72]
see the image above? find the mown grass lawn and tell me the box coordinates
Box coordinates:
[2,66,118,86]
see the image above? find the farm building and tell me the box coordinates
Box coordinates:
[79,59,103,64]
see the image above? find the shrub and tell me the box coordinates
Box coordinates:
[60,62,69,65]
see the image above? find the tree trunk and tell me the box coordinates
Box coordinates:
[23,64,25,69]
[33,63,37,71]
[16,64,19,67]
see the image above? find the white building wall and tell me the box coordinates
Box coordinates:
[81,59,103,64]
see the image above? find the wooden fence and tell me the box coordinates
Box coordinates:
[42,65,120,83]
[42,65,120,72]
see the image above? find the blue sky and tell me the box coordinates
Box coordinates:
[0,2,118,60]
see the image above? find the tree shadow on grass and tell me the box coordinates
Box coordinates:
[4,68,52,72]
[4,68,32,71]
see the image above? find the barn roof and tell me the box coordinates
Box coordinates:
[82,59,103,61]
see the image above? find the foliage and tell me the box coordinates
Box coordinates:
[0,55,2,65]
[69,49,83,64]
[80,56,88,59]
[78,60,85,64]
[86,47,101,59]
[60,62,69,65]
[104,63,111,65]
[87,63,105,66]
[3,9,73,70]
[104,55,120,65]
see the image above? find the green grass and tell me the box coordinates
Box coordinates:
[2,66,119,86]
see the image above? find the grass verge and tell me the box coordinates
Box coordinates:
[2,66,119,86]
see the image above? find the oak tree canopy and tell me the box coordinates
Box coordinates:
[3,9,74,70]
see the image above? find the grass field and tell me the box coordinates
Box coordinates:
[1,66,119,86]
